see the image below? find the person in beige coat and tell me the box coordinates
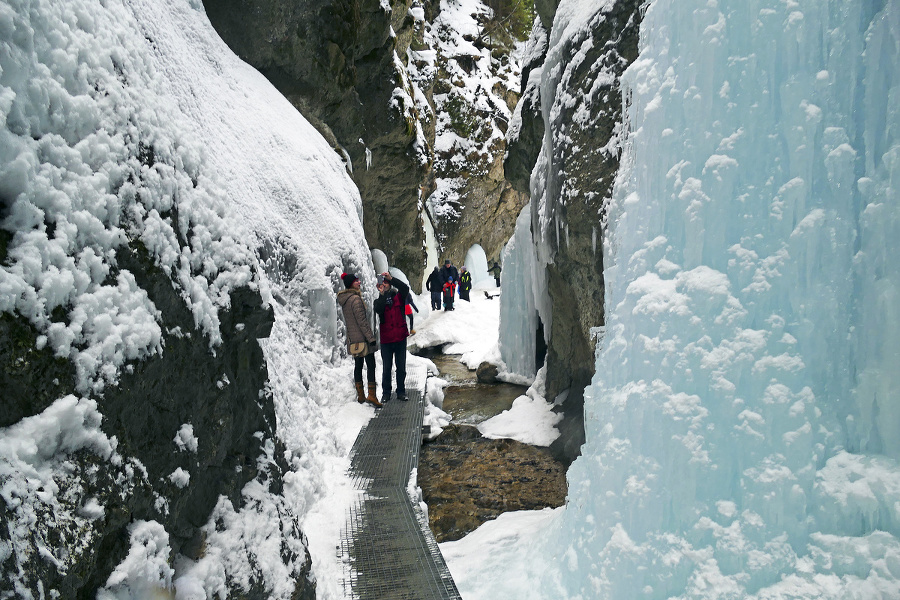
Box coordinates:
[338,272,381,407]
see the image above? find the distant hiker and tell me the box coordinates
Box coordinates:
[442,277,456,311]
[426,266,442,310]
[337,272,381,407]
[440,259,459,293]
[406,294,419,335]
[489,261,501,287]
[458,266,472,301]
[374,271,411,401]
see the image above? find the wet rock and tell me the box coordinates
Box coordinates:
[475,361,499,383]
[535,0,560,30]
[0,312,77,428]
[418,424,567,542]
[504,21,548,196]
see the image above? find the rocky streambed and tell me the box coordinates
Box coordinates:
[418,354,568,543]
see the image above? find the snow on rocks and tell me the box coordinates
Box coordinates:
[0,0,255,394]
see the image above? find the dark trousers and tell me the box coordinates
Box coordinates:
[430,290,441,310]
[353,353,376,383]
[380,340,407,397]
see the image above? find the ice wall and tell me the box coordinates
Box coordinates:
[552,0,900,597]
[499,204,547,379]
[371,249,390,275]
[462,243,491,288]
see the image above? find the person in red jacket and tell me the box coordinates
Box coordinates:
[374,271,410,401]
[442,277,456,311]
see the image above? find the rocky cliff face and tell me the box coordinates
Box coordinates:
[203,0,429,285]
[505,0,642,462]
[415,0,530,268]
[0,243,312,598]
[203,0,527,287]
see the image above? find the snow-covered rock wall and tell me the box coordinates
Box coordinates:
[0,0,372,597]
[203,0,529,290]
[202,0,432,285]
[413,0,529,270]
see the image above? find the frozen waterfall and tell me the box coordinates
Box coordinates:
[549,0,900,598]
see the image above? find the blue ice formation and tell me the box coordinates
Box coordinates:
[543,0,900,597]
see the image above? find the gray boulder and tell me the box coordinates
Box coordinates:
[476,361,500,383]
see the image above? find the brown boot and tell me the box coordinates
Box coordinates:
[366,382,382,408]
[355,382,366,404]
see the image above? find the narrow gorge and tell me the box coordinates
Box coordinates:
[7,0,893,597]
[1,0,642,594]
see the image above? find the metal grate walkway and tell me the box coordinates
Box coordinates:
[339,364,462,600]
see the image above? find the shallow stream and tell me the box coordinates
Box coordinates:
[426,353,526,424]
[417,352,567,543]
